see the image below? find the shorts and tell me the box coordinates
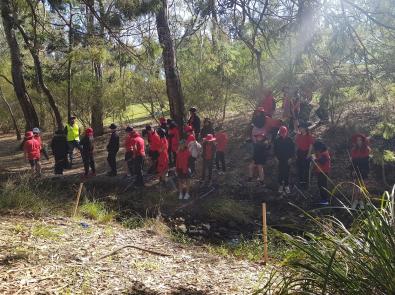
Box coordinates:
[176,168,190,179]
[29,159,39,167]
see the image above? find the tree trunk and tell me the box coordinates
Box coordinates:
[88,0,104,135]
[0,0,39,130]
[156,0,185,127]
[67,3,73,120]
[0,86,21,140]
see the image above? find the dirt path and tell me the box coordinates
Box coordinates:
[0,215,266,294]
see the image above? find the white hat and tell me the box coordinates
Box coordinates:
[32,127,40,133]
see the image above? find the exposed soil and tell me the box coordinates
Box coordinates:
[0,215,266,294]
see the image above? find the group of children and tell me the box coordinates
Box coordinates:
[250,87,371,206]
[22,98,371,207]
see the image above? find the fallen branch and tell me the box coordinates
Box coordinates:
[98,245,172,260]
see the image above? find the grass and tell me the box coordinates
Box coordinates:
[32,224,63,240]
[0,175,54,214]
[171,231,194,245]
[104,102,169,125]
[255,186,395,295]
[206,232,288,263]
[121,215,145,229]
[79,201,116,223]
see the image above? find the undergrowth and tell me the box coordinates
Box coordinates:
[0,175,54,214]
[255,186,395,295]
[78,201,116,223]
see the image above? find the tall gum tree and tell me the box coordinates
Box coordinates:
[1,0,39,130]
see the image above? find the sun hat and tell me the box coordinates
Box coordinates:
[25,131,33,139]
[32,127,40,134]
[204,134,216,142]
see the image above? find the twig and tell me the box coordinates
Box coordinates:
[98,245,171,260]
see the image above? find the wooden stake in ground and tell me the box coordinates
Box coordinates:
[262,203,268,264]
[72,182,84,217]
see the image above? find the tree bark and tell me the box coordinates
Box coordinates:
[0,0,39,130]
[87,0,104,135]
[67,3,73,120]
[156,0,185,127]
[0,86,21,140]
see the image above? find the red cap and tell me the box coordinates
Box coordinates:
[204,134,216,142]
[25,131,33,139]
[184,125,193,132]
[85,128,93,135]
[159,117,166,124]
[279,126,288,138]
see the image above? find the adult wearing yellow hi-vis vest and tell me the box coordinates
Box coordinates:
[64,116,82,168]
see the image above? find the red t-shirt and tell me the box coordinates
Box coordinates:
[124,134,134,152]
[351,147,370,159]
[168,127,180,153]
[133,134,145,157]
[203,141,215,160]
[176,149,190,174]
[314,150,331,173]
[34,135,42,147]
[215,132,228,152]
[295,133,314,152]
[148,131,161,151]
[157,138,169,174]
[24,138,41,160]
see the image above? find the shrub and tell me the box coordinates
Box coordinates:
[255,186,395,295]
[79,201,116,223]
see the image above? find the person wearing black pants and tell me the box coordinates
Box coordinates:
[313,141,331,205]
[215,151,225,172]
[274,126,295,194]
[80,128,96,177]
[295,123,314,189]
[50,129,69,175]
[106,123,119,176]
[131,131,146,187]
[201,134,216,185]
[134,155,144,186]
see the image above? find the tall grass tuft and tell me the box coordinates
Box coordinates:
[79,201,116,223]
[255,186,395,295]
[0,175,53,213]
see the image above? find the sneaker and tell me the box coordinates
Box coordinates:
[351,200,358,210]
[284,186,291,194]
[278,186,284,193]
[178,192,183,200]
[359,200,365,209]
[184,193,191,200]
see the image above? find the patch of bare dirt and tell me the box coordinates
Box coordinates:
[0,215,266,294]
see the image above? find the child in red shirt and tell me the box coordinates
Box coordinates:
[168,121,180,167]
[132,131,145,187]
[123,125,135,177]
[214,126,228,174]
[201,134,216,185]
[157,128,169,183]
[350,134,371,209]
[176,140,191,200]
[23,131,42,175]
[312,141,331,205]
[295,122,314,189]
